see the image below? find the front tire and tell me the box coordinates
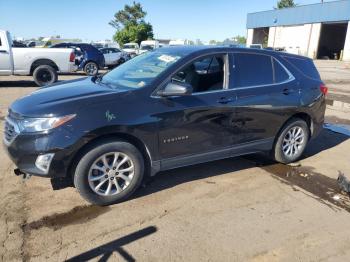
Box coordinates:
[33,65,57,86]
[74,140,144,206]
[84,61,99,76]
[273,118,309,164]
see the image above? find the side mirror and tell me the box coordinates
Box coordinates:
[157,82,193,97]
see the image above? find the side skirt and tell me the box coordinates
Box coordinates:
[150,138,274,175]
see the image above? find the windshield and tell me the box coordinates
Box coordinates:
[140,45,154,51]
[100,50,183,89]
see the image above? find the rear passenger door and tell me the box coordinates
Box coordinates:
[230,52,299,144]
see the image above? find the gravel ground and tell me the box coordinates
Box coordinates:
[1,61,350,261]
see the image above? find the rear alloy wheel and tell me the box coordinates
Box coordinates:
[273,118,309,164]
[84,61,98,76]
[33,65,57,86]
[74,140,144,205]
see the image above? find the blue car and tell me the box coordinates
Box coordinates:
[51,43,105,75]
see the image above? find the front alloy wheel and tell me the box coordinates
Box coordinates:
[88,152,134,196]
[74,140,144,206]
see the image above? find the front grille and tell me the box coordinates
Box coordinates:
[3,117,19,145]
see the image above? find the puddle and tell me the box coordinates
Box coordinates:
[245,155,350,213]
[23,205,110,232]
[324,123,350,136]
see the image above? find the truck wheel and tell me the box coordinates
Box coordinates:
[33,65,57,86]
[273,118,309,164]
[84,62,98,76]
[74,140,144,206]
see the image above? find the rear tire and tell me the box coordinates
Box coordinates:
[74,140,144,206]
[84,61,99,76]
[33,65,57,86]
[273,118,309,164]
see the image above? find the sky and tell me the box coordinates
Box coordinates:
[0,0,335,42]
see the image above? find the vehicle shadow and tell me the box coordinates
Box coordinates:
[133,128,348,200]
[0,78,84,88]
[66,226,157,262]
[0,80,36,88]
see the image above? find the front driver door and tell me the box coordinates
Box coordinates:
[155,53,237,163]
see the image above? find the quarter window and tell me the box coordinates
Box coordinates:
[273,58,290,83]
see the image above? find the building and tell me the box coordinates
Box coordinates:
[246,0,350,61]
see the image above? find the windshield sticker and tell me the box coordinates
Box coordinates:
[105,110,116,122]
[158,55,177,63]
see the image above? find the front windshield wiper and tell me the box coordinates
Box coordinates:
[94,74,103,83]
[95,75,119,89]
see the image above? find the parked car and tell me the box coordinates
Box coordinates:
[26,40,46,48]
[122,43,139,57]
[3,46,326,206]
[12,40,27,48]
[99,47,130,68]
[139,40,159,54]
[0,30,77,86]
[51,43,105,76]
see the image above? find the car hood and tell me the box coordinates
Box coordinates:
[9,77,127,117]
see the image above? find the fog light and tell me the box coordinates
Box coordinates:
[35,153,54,174]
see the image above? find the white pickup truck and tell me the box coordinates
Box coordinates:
[0,30,77,86]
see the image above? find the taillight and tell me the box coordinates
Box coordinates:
[69,52,75,62]
[320,84,328,95]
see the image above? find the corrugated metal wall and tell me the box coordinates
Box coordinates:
[247,0,350,29]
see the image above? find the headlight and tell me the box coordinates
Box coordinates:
[18,114,76,133]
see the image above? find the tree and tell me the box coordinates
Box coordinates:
[233,35,246,45]
[109,2,153,46]
[276,0,297,9]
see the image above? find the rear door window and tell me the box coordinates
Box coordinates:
[233,53,274,87]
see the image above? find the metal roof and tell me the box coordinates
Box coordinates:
[247,0,350,29]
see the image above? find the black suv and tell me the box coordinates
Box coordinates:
[3,47,326,205]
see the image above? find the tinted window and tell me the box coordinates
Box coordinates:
[273,59,290,83]
[234,53,273,87]
[283,56,320,80]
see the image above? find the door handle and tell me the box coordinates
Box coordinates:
[217,97,234,104]
[0,50,7,53]
[282,88,290,95]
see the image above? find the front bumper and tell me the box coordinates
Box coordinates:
[3,127,79,178]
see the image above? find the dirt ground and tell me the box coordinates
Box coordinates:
[1,61,350,261]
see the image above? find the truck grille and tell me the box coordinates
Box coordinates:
[3,117,19,145]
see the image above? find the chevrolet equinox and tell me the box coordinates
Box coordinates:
[3,46,326,205]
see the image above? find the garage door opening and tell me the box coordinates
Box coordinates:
[317,22,348,60]
[252,27,269,47]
